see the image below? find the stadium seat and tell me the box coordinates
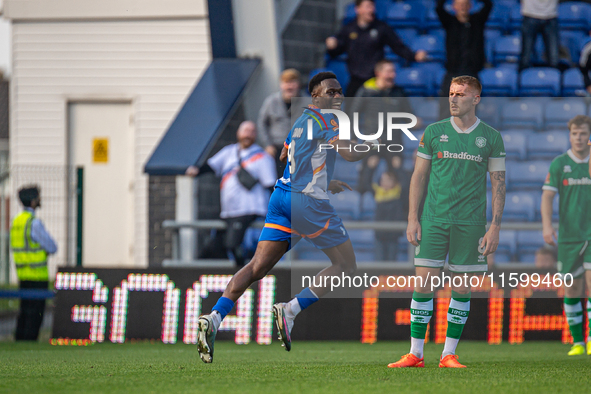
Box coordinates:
[501,99,544,130]
[426,28,445,43]
[526,130,570,160]
[411,35,445,63]
[504,191,536,221]
[558,2,591,32]
[413,98,440,125]
[396,67,431,96]
[424,6,442,30]
[493,35,521,65]
[479,67,518,96]
[519,68,561,97]
[560,31,587,63]
[411,63,446,96]
[532,192,559,222]
[544,99,587,129]
[516,230,545,263]
[497,230,517,260]
[387,1,426,29]
[360,192,376,220]
[508,3,522,33]
[348,229,375,262]
[343,2,356,25]
[485,29,502,64]
[396,28,419,45]
[325,60,350,93]
[562,68,586,96]
[486,3,510,32]
[477,98,502,128]
[329,191,361,220]
[501,129,531,161]
[507,160,551,189]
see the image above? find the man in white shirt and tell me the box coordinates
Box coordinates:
[519,0,559,71]
[186,121,277,266]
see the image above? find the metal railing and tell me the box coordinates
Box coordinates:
[162,219,556,266]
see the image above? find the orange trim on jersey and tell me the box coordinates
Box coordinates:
[327,135,339,144]
[220,152,266,189]
[313,161,326,175]
[284,141,289,149]
[300,218,330,239]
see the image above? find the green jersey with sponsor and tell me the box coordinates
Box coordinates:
[417,117,506,225]
[542,150,591,243]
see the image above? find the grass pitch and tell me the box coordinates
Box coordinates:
[1,341,589,394]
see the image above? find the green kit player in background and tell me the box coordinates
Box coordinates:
[542,115,591,356]
[389,76,506,368]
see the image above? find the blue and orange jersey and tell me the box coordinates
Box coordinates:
[276,105,339,200]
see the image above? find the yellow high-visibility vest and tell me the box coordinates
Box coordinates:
[10,211,48,281]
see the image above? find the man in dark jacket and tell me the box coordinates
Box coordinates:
[437,0,492,117]
[326,0,426,97]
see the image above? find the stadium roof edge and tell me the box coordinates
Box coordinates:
[144,57,261,176]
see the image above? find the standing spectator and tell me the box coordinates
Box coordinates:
[373,171,406,261]
[351,59,414,194]
[258,69,303,176]
[326,0,427,97]
[11,185,57,341]
[518,0,559,71]
[579,38,591,95]
[186,121,277,267]
[437,0,492,118]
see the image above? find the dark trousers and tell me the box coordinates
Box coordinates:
[346,75,369,97]
[199,214,259,267]
[16,280,48,341]
[519,16,559,71]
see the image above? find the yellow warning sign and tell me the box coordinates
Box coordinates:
[92,138,109,163]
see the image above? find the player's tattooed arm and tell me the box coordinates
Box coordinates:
[490,171,506,227]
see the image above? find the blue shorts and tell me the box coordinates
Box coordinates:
[259,187,349,250]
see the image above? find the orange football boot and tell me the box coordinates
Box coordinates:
[439,354,466,368]
[388,353,425,368]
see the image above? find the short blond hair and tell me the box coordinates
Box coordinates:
[567,115,591,133]
[450,75,482,95]
[281,68,301,83]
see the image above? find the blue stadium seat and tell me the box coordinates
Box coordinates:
[519,68,561,96]
[360,192,376,220]
[558,2,591,32]
[501,99,544,130]
[343,2,356,25]
[334,157,360,186]
[507,160,550,189]
[325,60,350,93]
[486,3,510,32]
[375,0,391,20]
[411,35,445,62]
[526,130,570,160]
[516,230,545,263]
[479,67,518,96]
[396,28,419,45]
[562,68,586,96]
[532,193,559,222]
[508,3,522,33]
[426,28,445,43]
[329,191,361,220]
[485,29,502,64]
[493,35,521,65]
[477,99,501,128]
[497,230,517,262]
[504,191,536,221]
[544,99,587,129]
[411,62,446,96]
[396,67,431,96]
[560,31,587,63]
[348,229,375,262]
[387,1,426,28]
[414,98,441,125]
[501,129,531,161]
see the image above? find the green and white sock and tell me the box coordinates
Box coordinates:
[409,291,433,358]
[564,298,584,345]
[587,299,591,343]
[443,291,470,357]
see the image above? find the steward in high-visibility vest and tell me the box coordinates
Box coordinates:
[11,210,48,281]
[11,185,57,341]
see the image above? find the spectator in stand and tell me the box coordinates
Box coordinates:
[373,171,407,261]
[534,246,557,270]
[186,121,277,267]
[580,38,591,95]
[518,0,559,71]
[351,59,415,195]
[257,69,303,176]
[326,0,427,97]
[437,0,492,118]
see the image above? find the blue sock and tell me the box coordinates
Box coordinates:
[212,297,235,319]
[296,288,319,310]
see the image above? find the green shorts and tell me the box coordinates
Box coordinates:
[414,220,487,273]
[557,241,591,278]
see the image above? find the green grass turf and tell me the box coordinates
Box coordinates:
[1,341,590,394]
